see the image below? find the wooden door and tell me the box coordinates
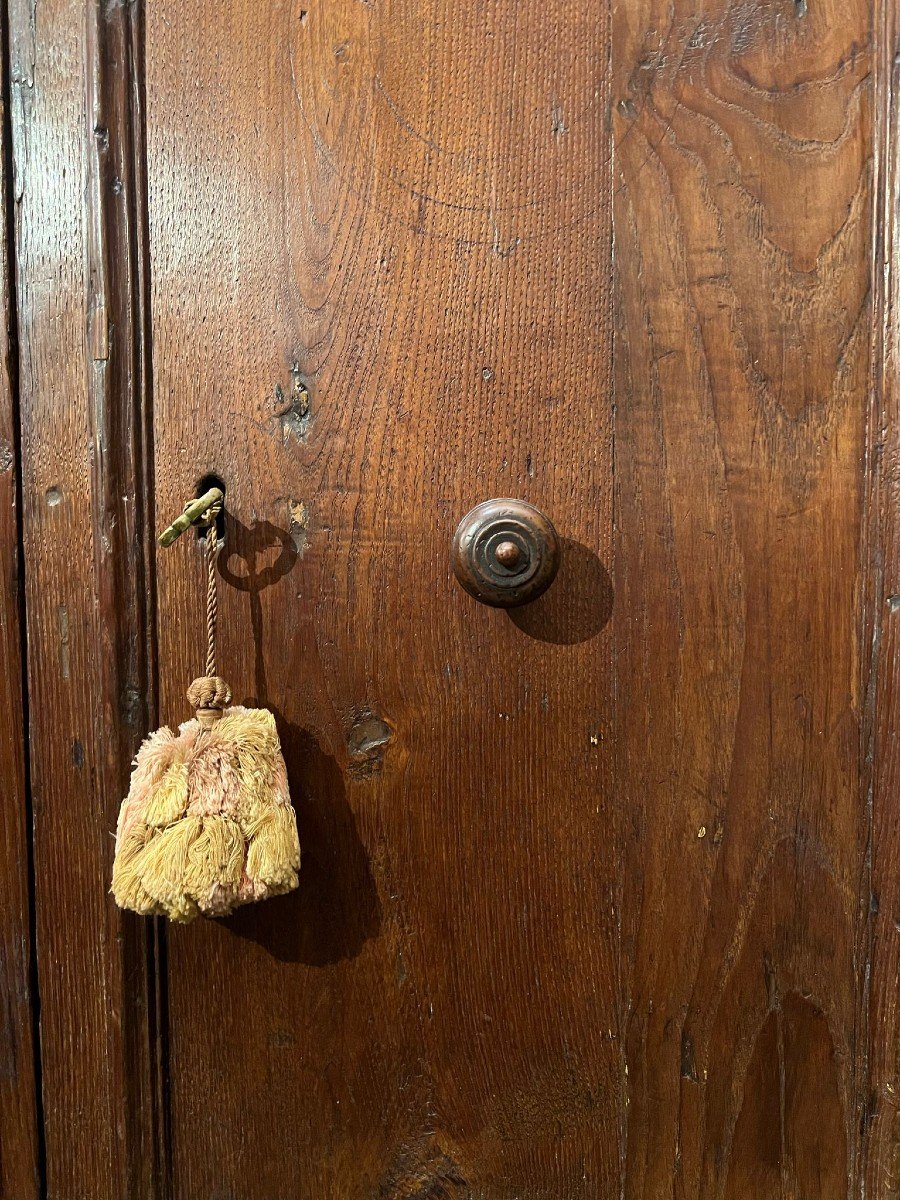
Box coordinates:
[3,0,900,1196]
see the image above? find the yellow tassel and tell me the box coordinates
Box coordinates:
[135,816,203,923]
[143,761,189,828]
[182,815,245,904]
[112,705,301,921]
[246,804,301,895]
[111,823,161,915]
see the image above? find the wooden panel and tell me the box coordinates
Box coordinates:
[0,10,40,1191]
[146,0,615,1195]
[611,0,873,1195]
[9,0,161,1194]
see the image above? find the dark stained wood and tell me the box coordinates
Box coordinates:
[865,1,900,1195]
[147,0,615,1195]
[8,0,162,1194]
[140,0,898,1194]
[0,5,40,1191]
[611,0,874,1195]
[4,0,898,1193]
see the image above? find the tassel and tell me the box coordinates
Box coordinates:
[110,823,161,916]
[143,761,189,827]
[136,816,204,923]
[246,804,301,895]
[111,491,301,922]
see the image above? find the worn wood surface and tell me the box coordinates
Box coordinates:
[140,0,893,1195]
[0,11,39,1193]
[3,0,898,1194]
[866,1,900,1196]
[8,0,161,1194]
[147,0,614,1196]
[612,0,875,1196]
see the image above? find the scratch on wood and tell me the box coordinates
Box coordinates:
[57,605,70,679]
[89,299,109,362]
[681,1030,698,1082]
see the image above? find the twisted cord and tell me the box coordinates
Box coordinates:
[183,497,230,727]
[205,519,219,677]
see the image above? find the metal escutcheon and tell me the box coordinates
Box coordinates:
[451,498,561,608]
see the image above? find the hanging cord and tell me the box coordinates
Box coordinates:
[186,499,231,727]
[204,518,220,677]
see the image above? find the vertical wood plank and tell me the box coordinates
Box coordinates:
[864,0,900,1194]
[612,0,872,1195]
[9,0,161,1194]
[146,1,615,1195]
[0,0,39,1189]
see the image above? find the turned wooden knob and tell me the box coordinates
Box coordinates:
[451,498,561,608]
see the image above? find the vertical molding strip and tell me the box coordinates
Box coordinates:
[9,0,162,1191]
[84,0,164,1194]
[0,0,40,1190]
[865,0,900,1196]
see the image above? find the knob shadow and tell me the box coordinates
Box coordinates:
[508,538,613,645]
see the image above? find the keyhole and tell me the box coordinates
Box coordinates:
[195,472,227,541]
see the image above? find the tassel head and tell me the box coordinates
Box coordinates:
[186,674,232,729]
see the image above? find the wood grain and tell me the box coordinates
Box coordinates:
[3,0,895,1194]
[9,0,161,1194]
[146,1,614,1195]
[865,0,900,1195]
[612,0,873,1195]
[0,6,39,1191]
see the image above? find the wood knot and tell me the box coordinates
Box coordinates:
[187,676,231,727]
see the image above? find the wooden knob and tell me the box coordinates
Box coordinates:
[451,499,561,608]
